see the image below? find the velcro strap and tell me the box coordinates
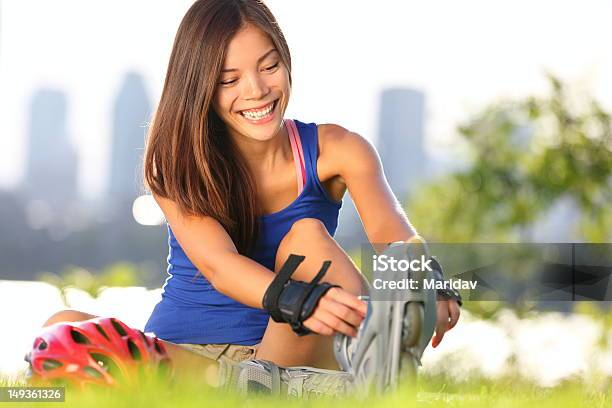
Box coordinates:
[298,283,337,324]
[262,254,305,322]
[263,254,340,335]
[437,288,463,306]
[291,260,331,324]
[430,257,462,306]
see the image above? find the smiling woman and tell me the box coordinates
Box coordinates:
[34,0,460,396]
[213,24,291,151]
[217,44,285,125]
[139,0,373,362]
[143,1,294,254]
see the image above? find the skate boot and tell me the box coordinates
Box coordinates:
[218,359,353,399]
[333,236,438,395]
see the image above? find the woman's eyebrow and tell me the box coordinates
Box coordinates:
[221,48,278,73]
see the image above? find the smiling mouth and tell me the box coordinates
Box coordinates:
[239,99,277,121]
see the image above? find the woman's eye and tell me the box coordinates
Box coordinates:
[264,62,279,72]
[220,79,237,86]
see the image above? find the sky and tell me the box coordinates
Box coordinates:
[1,0,611,198]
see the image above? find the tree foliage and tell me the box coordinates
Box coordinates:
[407,75,612,242]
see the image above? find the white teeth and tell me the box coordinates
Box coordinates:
[241,102,274,120]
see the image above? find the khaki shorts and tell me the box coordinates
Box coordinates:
[176,343,259,364]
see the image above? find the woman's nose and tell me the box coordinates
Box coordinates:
[243,73,270,101]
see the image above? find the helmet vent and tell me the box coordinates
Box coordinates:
[83,366,104,379]
[90,353,121,378]
[110,319,127,336]
[94,323,110,341]
[138,330,150,346]
[42,359,63,371]
[70,329,91,345]
[127,339,142,361]
[153,338,163,354]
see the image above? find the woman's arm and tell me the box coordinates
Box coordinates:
[321,125,460,346]
[153,193,366,336]
[154,193,275,309]
[320,125,417,253]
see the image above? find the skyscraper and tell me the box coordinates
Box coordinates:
[376,88,426,198]
[24,89,78,208]
[108,71,151,200]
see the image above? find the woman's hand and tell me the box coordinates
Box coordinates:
[431,296,461,348]
[302,287,367,337]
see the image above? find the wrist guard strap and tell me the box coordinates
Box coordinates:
[263,254,340,336]
[429,257,463,306]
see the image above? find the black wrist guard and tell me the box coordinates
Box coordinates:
[430,257,463,306]
[262,254,340,336]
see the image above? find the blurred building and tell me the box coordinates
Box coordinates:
[377,88,426,197]
[0,76,167,284]
[108,71,151,200]
[23,89,78,209]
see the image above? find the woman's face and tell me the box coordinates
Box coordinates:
[213,23,290,142]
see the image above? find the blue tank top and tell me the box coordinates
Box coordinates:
[144,119,343,345]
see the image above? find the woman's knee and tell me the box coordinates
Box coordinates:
[287,218,329,240]
[276,218,330,267]
[278,218,333,258]
[275,218,366,296]
[42,309,97,328]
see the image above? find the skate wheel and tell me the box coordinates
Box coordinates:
[403,302,423,348]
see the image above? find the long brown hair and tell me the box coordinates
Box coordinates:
[144,0,292,255]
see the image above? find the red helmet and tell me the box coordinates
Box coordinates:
[26,317,172,388]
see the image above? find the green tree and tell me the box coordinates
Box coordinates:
[407,75,611,242]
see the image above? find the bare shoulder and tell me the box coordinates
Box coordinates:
[317,123,369,149]
[317,123,380,177]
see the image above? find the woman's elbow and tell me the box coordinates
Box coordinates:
[200,260,231,295]
[207,269,224,293]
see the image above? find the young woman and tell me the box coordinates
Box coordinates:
[42,0,460,376]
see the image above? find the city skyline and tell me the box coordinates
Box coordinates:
[1,0,611,198]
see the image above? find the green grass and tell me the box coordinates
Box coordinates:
[1,371,608,408]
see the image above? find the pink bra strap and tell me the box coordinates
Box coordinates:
[285,119,306,195]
